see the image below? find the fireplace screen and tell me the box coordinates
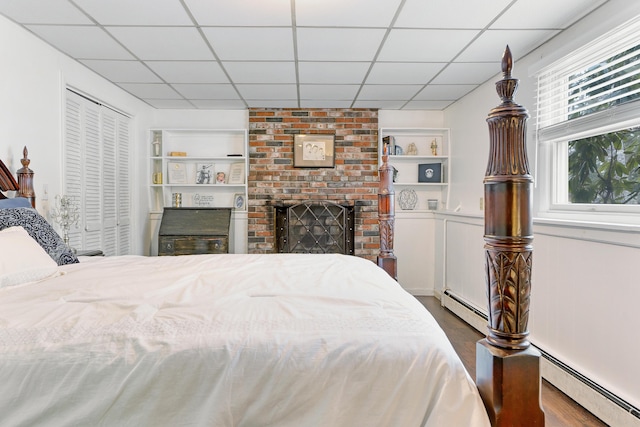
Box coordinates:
[275,201,354,255]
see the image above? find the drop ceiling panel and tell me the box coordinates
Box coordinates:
[491,0,608,29]
[191,99,248,109]
[298,62,370,84]
[26,25,134,59]
[457,29,559,62]
[172,84,240,100]
[74,0,193,25]
[223,62,297,84]
[185,0,292,26]
[117,83,183,99]
[235,84,298,100]
[366,63,446,84]
[378,29,480,62]
[296,0,402,27]
[0,0,91,24]
[358,84,424,100]
[404,100,455,109]
[297,28,386,61]
[299,85,360,100]
[395,0,513,28]
[107,27,213,60]
[431,63,500,85]
[0,0,610,110]
[145,61,229,84]
[201,28,295,61]
[80,60,162,83]
[414,84,478,100]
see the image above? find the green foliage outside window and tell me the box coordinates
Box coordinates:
[568,129,640,204]
[566,44,640,204]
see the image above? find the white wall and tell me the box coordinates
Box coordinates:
[0,15,154,254]
[441,0,640,411]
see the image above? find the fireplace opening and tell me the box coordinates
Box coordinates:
[275,201,355,255]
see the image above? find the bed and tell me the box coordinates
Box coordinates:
[0,159,489,426]
[0,47,541,427]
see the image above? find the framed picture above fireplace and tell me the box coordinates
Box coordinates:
[294,134,335,168]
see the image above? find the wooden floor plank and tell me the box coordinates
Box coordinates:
[416,296,608,427]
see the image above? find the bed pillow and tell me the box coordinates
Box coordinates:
[0,226,60,288]
[0,197,31,208]
[0,207,79,265]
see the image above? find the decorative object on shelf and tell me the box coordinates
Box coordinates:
[196,163,213,184]
[50,194,80,253]
[392,166,398,182]
[227,162,245,184]
[430,139,438,156]
[427,199,439,210]
[153,172,162,184]
[398,189,418,210]
[382,135,395,156]
[215,171,226,184]
[394,144,404,155]
[418,163,442,183]
[294,134,335,168]
[193,193,214,207]
[168,151,187,157]
[233,193,246,210]
[172,193,182,208]
[152,135,161,157]
[406,143,418,155]
[168,162,187,184]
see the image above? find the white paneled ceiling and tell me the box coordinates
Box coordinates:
[0,0,609,110]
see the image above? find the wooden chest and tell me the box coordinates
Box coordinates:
[158,208,231,256]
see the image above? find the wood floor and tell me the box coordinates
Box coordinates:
[416,296,609,427]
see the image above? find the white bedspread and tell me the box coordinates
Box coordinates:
[0,254,490,426]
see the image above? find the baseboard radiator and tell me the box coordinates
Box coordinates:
[441,289,640,427]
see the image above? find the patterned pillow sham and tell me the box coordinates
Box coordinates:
[0,207,79,265]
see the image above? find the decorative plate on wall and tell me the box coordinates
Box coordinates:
[398,188,418,210]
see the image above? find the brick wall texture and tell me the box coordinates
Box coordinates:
[248,108,379,261]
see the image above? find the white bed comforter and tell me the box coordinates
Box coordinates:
[0,254,490,427]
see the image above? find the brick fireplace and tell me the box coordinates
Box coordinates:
[248,108,379,261]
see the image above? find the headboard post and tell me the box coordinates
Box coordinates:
[16,146,36,208]
[377,142,397,280]
[475,46,545,426]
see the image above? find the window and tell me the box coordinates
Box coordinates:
[64,89,131,255]
[536,16,640,221]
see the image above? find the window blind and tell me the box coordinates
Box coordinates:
[536,15,640,140]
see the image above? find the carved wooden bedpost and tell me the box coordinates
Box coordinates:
[17,146,36,208]
[377,143,397,280]
[476,46,545,426]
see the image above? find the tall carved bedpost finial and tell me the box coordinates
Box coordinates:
[476,46,544,426]
[484,45,533,350]
[17,146,36,208]
[377,142,397,280]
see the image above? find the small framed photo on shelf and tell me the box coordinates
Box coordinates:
[195,163,214,184]
[227,162,245,184]
[294,134,335,168]
[233,193,246,210]
[418,163,442,183]
[168,162,187,184]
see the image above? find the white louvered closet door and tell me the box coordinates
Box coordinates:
[64,90,131,255]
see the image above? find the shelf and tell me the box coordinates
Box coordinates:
[379,127,451,211]
[394,182,448,186]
